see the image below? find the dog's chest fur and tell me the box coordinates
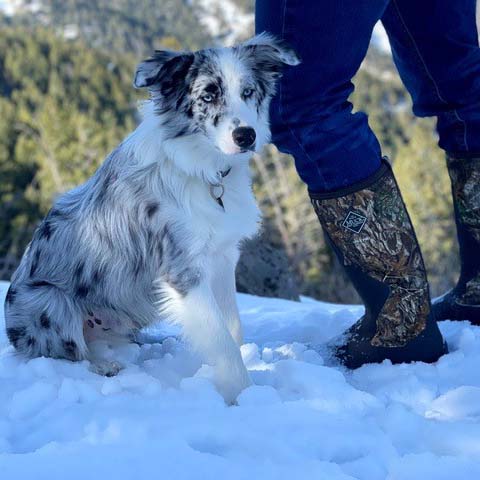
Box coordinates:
[178,168,260,252]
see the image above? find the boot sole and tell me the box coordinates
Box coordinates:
[335,319,448,369]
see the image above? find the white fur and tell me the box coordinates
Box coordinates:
[121,101,260,402]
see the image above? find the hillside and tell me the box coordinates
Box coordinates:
[0,1,460,302]
[0,0,211,54]
[0,27,138,276]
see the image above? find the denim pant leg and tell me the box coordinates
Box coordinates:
[382,0,480,156]
[255,0,390,193]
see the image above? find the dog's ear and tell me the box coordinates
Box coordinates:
[241,33,301,77]
[133,51,194,89]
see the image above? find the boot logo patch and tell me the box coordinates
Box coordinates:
[342,210,367,233]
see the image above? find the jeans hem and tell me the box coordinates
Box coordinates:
[308,158,390,199]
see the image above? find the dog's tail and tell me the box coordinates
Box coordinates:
[4,282,87,361]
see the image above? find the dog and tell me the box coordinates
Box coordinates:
[3,34,299,403]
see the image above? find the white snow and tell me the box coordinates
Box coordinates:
[195,0,254,44]
[0,0,42,16]
[372,22,391,54]
[1,280,480,478]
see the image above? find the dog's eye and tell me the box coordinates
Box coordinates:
[242,88,254,98]
[201,93,214,103]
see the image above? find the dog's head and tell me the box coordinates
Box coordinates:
[134,34,299,171]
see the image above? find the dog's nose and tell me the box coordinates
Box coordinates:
[232,127,256,150]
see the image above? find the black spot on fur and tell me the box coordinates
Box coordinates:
[172,126,189,138]
[27,336,36,347]
[62,339,78,360]
[5,286,16,304]
[204,82,219,95]
[213,114,220,127]
[45,339,52,356]
[49,208,62,218]
[92,269,102,284]
[87,319,94,328]
[76,285,89,298]
[7,327,26,348]
[74,262,85,280]
[29,280,54,288]
[158,54,195,97]
[38,220,54,240]
[215,76,224,92]
[94,318,102,325]
[30,249,40,277]
[256,82,267,102]
[146,203,159,218]
[40,312,50,329]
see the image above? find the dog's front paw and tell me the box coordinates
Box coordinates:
[89,360,124,377]
[216,368,252,406]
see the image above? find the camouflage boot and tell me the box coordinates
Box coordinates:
[310,159,447,369]
[433,155,480,324]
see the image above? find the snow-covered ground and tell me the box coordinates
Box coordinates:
[1,280,480,479]
[372,23,391,54]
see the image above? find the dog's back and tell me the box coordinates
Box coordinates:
[4,144,206,360]
[4,151,152,360]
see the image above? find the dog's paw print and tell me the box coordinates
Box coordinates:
[85,312,103,329]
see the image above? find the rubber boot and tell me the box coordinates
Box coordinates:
[310,159,447,369]
[433,155,480,324]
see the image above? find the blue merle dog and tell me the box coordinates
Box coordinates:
[4,34,299,403]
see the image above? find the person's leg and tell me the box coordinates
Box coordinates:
[382,0,480,154]
[256,0,447,367]
[256,0,388,192]
[382,0,480,323]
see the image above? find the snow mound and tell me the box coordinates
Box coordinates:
[1,280,480,479]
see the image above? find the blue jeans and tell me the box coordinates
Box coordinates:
[256,0,480,193]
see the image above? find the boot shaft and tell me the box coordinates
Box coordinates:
[310,159,432,348]
[446,155,480,304]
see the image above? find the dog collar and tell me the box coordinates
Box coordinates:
[209,167,232,210]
